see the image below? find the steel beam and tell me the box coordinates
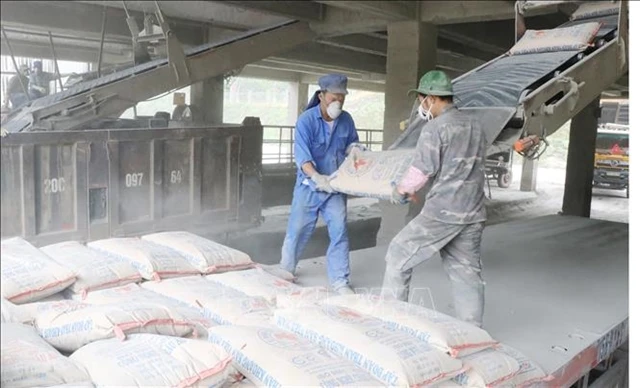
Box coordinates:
[73,0,288,30]
[0,38,133,64]
[310,6,389,37]
[221,1,324,22]
[316,1,415,20]
[420,1,516,24]
[277,41,387,74]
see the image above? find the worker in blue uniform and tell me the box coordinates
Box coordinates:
[277,74,366,295]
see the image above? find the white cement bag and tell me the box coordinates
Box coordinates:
[274,304,464,386]
[34,301,197,352]
[451,348,521,387]
[206,268,302,305]
[275,286,337,309]
[87,237,200,280]
[329,149,414,200]
[70,334,234,387]
[509,22,601,55]
[141,275,273,326]
[257,263,296,282]
[1,237,76,304]
[142,231,255,273]
[208,325,383,387]
[1,297,23,323]
[41,241,141,298]
[571,1,619,21]
[1,323,90,388]
[326,294,498,357]
[495,344,550,387]
[78,283,216,337]
[11,299,87,326]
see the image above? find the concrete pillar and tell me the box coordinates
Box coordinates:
[520,158,538,192]
[382,21,438,149]
[190,76,224,124]
[287,81,309,125]
[377,21,438,246]
[562,98,600,217]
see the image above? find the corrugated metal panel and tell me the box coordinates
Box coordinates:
[0,119,263,246]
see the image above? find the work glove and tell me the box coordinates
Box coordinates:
[390,187,410,205]
[346,142,368,155]
[311,173,335,193]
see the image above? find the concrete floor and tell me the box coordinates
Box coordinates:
[220,166,628,266]
[295,215,629,382]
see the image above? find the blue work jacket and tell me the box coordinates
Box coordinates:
[294,104,359,187]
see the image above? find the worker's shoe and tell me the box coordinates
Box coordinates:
[335,285,355,295]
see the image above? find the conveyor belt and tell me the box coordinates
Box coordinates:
[453,51,580,108]
[25,20,299,110]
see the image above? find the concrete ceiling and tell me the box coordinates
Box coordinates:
[0,0,628,95]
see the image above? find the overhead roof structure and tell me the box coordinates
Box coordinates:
[0,0,628,96]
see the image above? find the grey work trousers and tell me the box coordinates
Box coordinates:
[381,214,486,327]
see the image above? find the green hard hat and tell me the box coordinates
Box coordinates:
[408,70,454,97]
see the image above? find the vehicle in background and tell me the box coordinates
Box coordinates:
[593,123,629,198]
[485,150,513,188]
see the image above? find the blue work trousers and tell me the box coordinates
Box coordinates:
[280,184,350,290]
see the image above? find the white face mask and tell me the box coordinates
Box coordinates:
[327,101,343,120]
[418,98,433,121]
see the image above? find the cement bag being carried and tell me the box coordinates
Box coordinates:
[208,325,383,387]
[142,231,255,274]
[34,301,197,352]
[70,334,235,387]
[509,22,601,55]
[78,283,216,337]
[494,344,550,387]
[1,237,76,304]
[274,304,464,386]
[206,267,302,305]
[41,241,142,299]
[451,348,521,387]
[1,323,90,388]
[326,294,497,357]
[87,237,200,280]
[142,275,273,326]
[329,149,414,200]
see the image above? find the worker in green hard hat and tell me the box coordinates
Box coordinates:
[381,70,489,327]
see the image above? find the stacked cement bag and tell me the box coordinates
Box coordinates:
[207,325,383,387]
[1,323,91,387]
[142,231,255,273]
[325,294,498,357]
[493,344,551,387]
[87,237,200,280]
[142,275,273,326]
[274,304,465,386]
[329,149,414,200]
[1,237,76,304]
[207,267,303,305]
[275,286,337,309]
[32,300,198,352]
[70,334,236,387]
[79,283,216,337]
[450,348,522,387]
[41,241,142,299]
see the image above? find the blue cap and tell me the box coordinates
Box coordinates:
[318,74,349,95]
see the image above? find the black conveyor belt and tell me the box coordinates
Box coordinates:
[453,51,579,108]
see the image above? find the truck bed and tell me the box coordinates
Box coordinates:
[295,215,629,386]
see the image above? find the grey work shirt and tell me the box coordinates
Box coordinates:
[412,104,487,224]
